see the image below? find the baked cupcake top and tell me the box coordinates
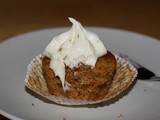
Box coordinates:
[44,18,107,89]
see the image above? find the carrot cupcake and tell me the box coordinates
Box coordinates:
[25,18,137,105]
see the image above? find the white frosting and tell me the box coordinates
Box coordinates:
[44,18,107,90]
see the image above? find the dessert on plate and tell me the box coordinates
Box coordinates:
[25,18,137,105]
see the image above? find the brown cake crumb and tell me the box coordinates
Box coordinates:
[32,103,35,106]
[63,117,67,120]
[118,114,124,119]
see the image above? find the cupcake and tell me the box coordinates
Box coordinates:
[25,18,137,105]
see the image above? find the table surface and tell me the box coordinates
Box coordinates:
[0,0,160,119]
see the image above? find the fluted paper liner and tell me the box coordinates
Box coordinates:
[25,53,137,105]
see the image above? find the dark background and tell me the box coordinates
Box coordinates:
[1,0,160,42]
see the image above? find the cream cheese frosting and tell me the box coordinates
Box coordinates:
[44,18,107,90]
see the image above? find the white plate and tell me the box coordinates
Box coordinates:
[0,27,160,120]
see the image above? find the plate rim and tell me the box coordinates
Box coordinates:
[0,27,160,120]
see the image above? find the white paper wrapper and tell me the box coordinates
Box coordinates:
[25,53,137,105]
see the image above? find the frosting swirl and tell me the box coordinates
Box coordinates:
[44,18,107,89]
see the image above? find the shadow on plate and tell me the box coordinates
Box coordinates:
[25,80,137,108]
[25,86,54,104]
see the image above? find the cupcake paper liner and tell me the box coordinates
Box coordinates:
[25,53,137,105]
